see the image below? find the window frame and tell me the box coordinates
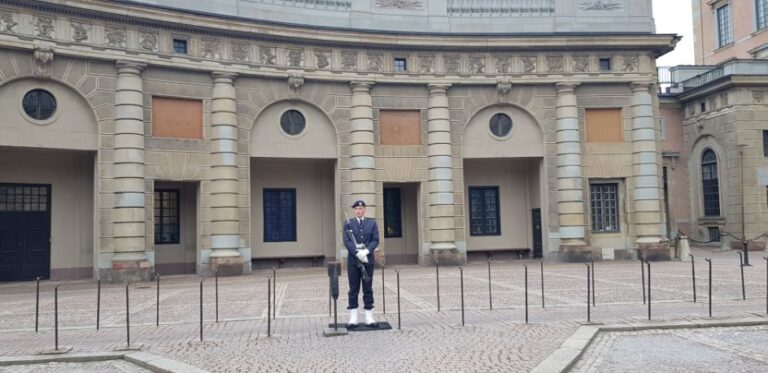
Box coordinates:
[172,38,188,54]
[154,189,181,245]
[716,4,733,48]
[589,182,621,233]
[701,149,721,217]
[262,188,297,242]
[763,130,768,157]
[468,186,501,237]
[757,0,768,31]
[383,187,402,238]
[394,57,407,72]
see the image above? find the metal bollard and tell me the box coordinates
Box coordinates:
[640,256,646,305]
[764,257,768,315]
[381,265,386,315]
[646,260,652,321]
[738,252,746,301]
[743,240,751,266]
[267,277,271,337]
[488,257,493,310]
[705,258,712,317]
[396,269,401,330]
[585,263,591,323]
[35,277,41,333]
[199,278,204,341]
[540,260,545,309]
[524,265,528,324]
[435,259,441,312]
[54,284,60,351]
[459,266,465,326]
[155,273,160,327]
[272,267,277,319]
[591,258,596,307]
[215,270,220,323]
[125,282,131,347]
[689,254,697,303]
[96,276,101,330]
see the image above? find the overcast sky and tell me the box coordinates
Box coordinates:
[653,0,695,66]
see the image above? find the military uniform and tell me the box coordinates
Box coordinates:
[343,206,379,311]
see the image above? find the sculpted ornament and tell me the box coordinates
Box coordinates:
[33,47,54,77]
[260,46,276,65]
[367,53,382,72]
[201,39,220,59]
[35,17,54,39]
[139,31,158,52]
[469,57,485,74]
[496,78,512,99]
[71,22,89,43]
[0,11,17,33]
[754,90,765,104]
[288,48,303,67]
[375,0,423,10]
[579,1,622,11]
[231,43,249,62]
[572,56,589,73]
[315,50,330,69]
[444,55,460,74]
[105,27,126,48]
[495,56,511,74]
[341,51,358,70]
[287,74,304,97]
[521,56,537,73]
[418,55,434,73]
[719,91,728,107]
[547,56,564,73]
[622,55,638,72]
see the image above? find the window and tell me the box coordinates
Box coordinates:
[280,110,306,136]
[468,186,500,236]
[383,188,402,238]
[154,190,180,244]
[0,184,49,212]
[263,189,296,242]
[22,89,57,121]
[701,149,721,217]
[717,5,733,47]
[708,227,721,242]
[590,183,620,233]
[489,113,513,138]
[394,58,407,72]
[763,130,768,157]
[172,39,187,54]
[700,102,706,113]
[758,0,768,30]
[599,58,612,71]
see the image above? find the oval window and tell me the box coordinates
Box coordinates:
[280,110,306,136]
[22,89,57,121]
[489,113,512,138]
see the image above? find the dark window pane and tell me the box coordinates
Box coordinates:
[384,188,402,238]
[469,186,500,236]
[154,189,181,244]
[22,89,57,121]
[489,113,513,137]
[280,110,306,136]
[263,189,297,242]
[590,183,620,233]
[701,149,720,217]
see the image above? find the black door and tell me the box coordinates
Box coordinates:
[0,184,51,281]
[531,208,543,258]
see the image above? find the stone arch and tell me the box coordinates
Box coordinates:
[250,99,338,159]
[0,76,99,151]
[462,103,545,158]
[689,135,726,221]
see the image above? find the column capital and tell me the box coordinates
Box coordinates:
[212,71,238,83]
[555,82,580,93]
[116,60,147,74]
[427,83,451,95]
[630,81,653,93]
[350,80,374,92]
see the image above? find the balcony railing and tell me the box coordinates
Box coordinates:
[681,66,725,89]
[447,0,555,16]
[249,0,352,10]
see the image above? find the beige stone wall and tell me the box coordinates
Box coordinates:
[660,103,691,236]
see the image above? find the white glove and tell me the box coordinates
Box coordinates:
[356,243,365,250]
[356,249,369,263]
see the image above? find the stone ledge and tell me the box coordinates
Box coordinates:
[0,351,209,373]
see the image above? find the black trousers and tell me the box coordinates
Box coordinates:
[347,259,375,310]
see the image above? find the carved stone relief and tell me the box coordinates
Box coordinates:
[418,55,434,73]
[287,73,304,97]
[547,55,563,73]
[71,22,89,43]
[0,11,17,33]
[260,46,276,65]
[201,39,220,59]
[622,55,638,72]
[367,52,382,72]
[139,31,158,52]
[495,56,511,74]
[469,56,485,74]
[341,51,358,70]
[105,27,126,48]
[315,49,330,69]
[579,1,622,11]
[231,43,249,62]
[521,56,537,73]
[287,48,303,67]
[754,90,765,104]
[33,47,54,77]
[719,91,728,107]
[35,16,54,39]
[444,55,460,74]
[572,55,589,73]
[375,0,423,10]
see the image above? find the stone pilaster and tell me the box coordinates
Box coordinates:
[209,72,246,275]
[426,83,462,265]
[631,83,667,259]
[555,83,590,261]
[349,81,377,216]
[111,60,150,281]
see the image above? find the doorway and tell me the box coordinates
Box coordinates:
[383,183,419,264]
[0,184,51,281]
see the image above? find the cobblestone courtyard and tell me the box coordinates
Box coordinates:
[1,247,768,372]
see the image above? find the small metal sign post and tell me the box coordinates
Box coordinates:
[324,261,347,336]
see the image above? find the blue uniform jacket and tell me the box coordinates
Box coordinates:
[343,217,380,263]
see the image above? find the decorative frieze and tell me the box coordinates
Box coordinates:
[622,55,638,72]
[521,56,537,73]
[367,52,382,72]
[260,46,276,65]
[341,51,358,70]
[418,55,434,73]
[139,31,158,52]
[0,11,17,33]
[444,55,460,74]
[376,0,423,10]
[71,22,89,43]
[315,49,330,69]
[572,55,589,73]
[35,16,54,39]
[105,27,126,48]
[547,55,563,73]
[231,43,249,62]
[33,47,54,77]
[287,48,303,67]
[201,39,221,59]
[579,1,622,11]
[495,56,512,74]
[468,56,485,74]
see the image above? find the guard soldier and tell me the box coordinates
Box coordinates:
[344,199,379,327]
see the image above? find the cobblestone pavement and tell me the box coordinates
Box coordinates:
[571,325,768,372]
[1,247,767,372]
[1,360,150,372]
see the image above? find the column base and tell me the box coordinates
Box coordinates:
[636,242,671,261]
[559,244,593,262]
[210,255,245,276]
[106,259,153,282]
[426,244,466,266]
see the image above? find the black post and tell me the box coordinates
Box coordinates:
[272,267,277,319]
[35,277,41,333]
[524,265,528,324]
[487,257,493,310]
[585,263,590,323]
[459,266,465,327]
[764,257,768,315]
[689,254,697,303]
[743,240,751,266]
[96,276,101,330]
[199,278,204,341]
[381,265,386,315]
[215,270,220,323]
[155,273,160,327]
[705,258,712,317]
[646,260,652,321]
[267,277,271,337]
[125,282,130,347]
[540,260,545,309]
[436,259,441,312]
[396,269,401,330]
[640,256,646,305]
[738,252,746,301]
[54,284,59,351]
[591,258,596,307]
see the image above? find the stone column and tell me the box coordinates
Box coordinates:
[209,72,245,275]
[349,81,377,214]
[555,83,590,261]
[111,60,150,281]
[631,83,666,258]
[427,83,461,264]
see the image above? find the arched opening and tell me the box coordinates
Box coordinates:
[701,148,720,217]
